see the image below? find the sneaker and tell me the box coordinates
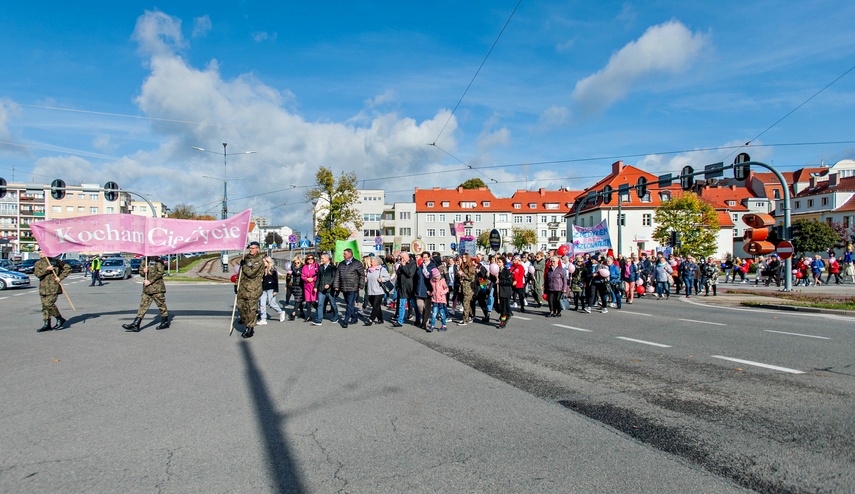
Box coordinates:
[332,316,340,323]
[457,321,468,326]
[439,326,447,332]
[601,308,608,313]
[257,319,268,325]
[609,303,616,308]
[279,312,286,323]
[584,307,592,314]
[311,321,322,326]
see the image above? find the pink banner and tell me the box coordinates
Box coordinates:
[31,210,252,257]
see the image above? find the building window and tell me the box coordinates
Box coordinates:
[541,230,547,237]
[427,201,434,207]
[498,213,508,222]
[77,193,85,200]
[427,229,436,237]
[773,189,781,199]
[52,206,61,212]
[398,212,411,220]
[428,243,435,251]
[475,214,481,222]
[526,215,533,223]
[658,192,670,202]
[475,229,482,236]
[77,206,85,212]
[363,229,381,237]
[732,214,738,222]
[794,201,800,209]
[455,214,462,222]
[560,230,566,237]
[482,201,490,207]
[528,203,537,209]
[399,228,411,236]
[821,197,828,206]
[499,228,508,236]
[438,214,446,222]
[639,193,651,203]
[90,207,98,213]
[441,201,449,207]
[642,214,651,226]
[364,213,381,221]
[844,216,851,228]
[461,201,476,208]
[551,215,558,222]
[733,229,741,237]
[426,214,436,222]
[727,200,736,206]
[807,199,814,208]
[514,216,523,224]
[545,203,559,210]
[89,194,98,201]
[439,228,446,237]
[513,203,521,209]
[439,243,446,251]
[66,206,74,212]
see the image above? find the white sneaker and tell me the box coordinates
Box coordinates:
[279,312,286,322]
[584,307,592,314]
[609,303,616,308]
[257,319,268,325]
[601,308,608,313]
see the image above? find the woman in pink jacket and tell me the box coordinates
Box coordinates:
[301,255,319,322]
[428,268,449,332]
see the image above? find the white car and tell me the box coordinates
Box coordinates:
[0,266,31,290]
[100,258,133,280]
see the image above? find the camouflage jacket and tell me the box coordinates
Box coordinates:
[35,257,72,296]
[237,252,265,298]
[143,261,166,295]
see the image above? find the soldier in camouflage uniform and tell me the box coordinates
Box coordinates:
[34,250,73,332]
[123,257,169,332]
[457,254,475,326]
[237,242,265,338]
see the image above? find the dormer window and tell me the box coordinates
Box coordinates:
[545,203,559,209]
[482,201,490,207]
[513,203,521,209]
[727,200,736,207]
[460,201,476,209]
[528,203,537,209]
[427,201,434,207]
[442,201,449,207]
[658,192,671,202]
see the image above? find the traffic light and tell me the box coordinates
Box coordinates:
[670,231,681,248]
[601,185,613,204]
[636,177,648,199]
[790,221,802,240]
[50,179,66,200]
[0,178,6,199]
[742,213,776,255]
[680,166,694,190]
[104,181,119,202]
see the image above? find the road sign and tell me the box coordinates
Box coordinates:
[315,236,321,245]
[299,239,310,248]
[375,236,383,244]
[288,234,297,243]
[375,244,382,251]
[776,240,794,260]
[290,242,296,250]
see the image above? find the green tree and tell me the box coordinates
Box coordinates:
[265,232,283,247]
[476,231,491,251]
[512,227,537,252]
[653,192,719,257]
[792,219,838,254]
[306,167,363,253]
[169,203,197,219]
[458,178,488,189]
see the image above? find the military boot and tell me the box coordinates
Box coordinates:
[241,327,254,338]
[54,316,67,330]
[37,320,53,332]
[123,317,143,332]
[156,316,170,330]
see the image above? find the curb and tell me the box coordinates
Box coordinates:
[741,303,855,317]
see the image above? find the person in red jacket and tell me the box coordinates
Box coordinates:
[510,256,527,313]
[826,253,842,285]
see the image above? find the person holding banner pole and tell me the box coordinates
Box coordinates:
[34,249,73,332]
[123,257,170,332]
[236,242,265,338]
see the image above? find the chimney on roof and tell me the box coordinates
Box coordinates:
[458,186,463,193]
[539,188,545,196]
[612,160,624,176]
[828,173,840,187]
[730,185,736,191]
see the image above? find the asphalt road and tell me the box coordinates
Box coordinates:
[1,273,851,492]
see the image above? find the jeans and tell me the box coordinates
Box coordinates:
[429,303,447,329]
[684,277,695,296]
[315,290,339,323]
[397,297,416,325]
[656,281,670,297]
[343,291,358,323]
[258,289,283,320]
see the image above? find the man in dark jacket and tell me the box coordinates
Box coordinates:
[393,251,417,327]
[313,252,339,325]
[333,248,364,328]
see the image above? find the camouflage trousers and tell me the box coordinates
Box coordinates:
[40,293,60,320]
[136,292,168,319]
[237,296,258,329]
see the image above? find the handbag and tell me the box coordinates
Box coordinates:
[559,295,572,311]
[380,279,395,295]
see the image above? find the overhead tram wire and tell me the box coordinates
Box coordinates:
[20,104,201,125]
[428,143,498,183]
[722,62,855,162]
[430,0,523,146]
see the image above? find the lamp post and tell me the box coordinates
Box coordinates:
[193,143,256,271]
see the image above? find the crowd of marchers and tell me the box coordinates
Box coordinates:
[228,243,855,337]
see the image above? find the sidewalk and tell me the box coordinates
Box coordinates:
[677,281,855,317]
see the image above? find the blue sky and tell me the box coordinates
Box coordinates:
[1,1,854,234]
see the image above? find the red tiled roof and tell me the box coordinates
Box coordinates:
[569,161,683,215]
[833,194,855,212]
[413,187,583,213]
[699,185,758,211]
[507,188,584,212]
[716,211,735,228]
[796,176,855,197]
[414,187,498,212]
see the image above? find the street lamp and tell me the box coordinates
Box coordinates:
[193,143,256,271]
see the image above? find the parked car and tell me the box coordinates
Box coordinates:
[129,257,142,274]
[0,266,31,290]
[16,259,38,274]
[100,258,132,280]
[0,259,15,270]
[64,259,84,273]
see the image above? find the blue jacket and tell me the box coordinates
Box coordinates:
[414,261,436,298]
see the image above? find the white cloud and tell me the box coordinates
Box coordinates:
[131,10,186,59]
[539,105,569,127]
[634,140,771,175]
[572,20,708,116]
[251,31,277,43]
[192,15,212,38]
[0,99,19,141]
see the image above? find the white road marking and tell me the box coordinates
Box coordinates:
[764,330,830,340]
[514,316,532,320]
[679,318,726,326]
[618,310,651,317]
[680,296,853,322]
[710,355,804,374]
[0,297,8,300]
[615,337,672,348]
[553,324,592,332]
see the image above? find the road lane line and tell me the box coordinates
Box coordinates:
[710,355,804,374]
[615,337,671,348]
[765,330,830,340]
[618,310,651,317]
[679,318,726,326]
[0,297,8,300]
[553,324,592,332]
[514,316,532,320]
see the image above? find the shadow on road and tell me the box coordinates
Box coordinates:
[239,340,305,494]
